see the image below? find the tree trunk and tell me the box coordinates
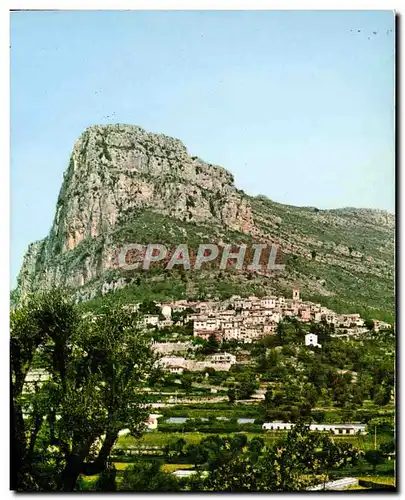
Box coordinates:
[11,399,27,490]
[61,454,85,492]
[60,431,118,491]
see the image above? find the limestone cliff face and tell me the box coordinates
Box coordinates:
[49,124,253,254]
[16,124,254,298]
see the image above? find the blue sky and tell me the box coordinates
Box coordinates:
[10,10,395,286]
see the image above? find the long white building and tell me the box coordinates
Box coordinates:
[262,422,367,435]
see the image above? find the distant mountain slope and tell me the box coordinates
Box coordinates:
[15,125,395,322]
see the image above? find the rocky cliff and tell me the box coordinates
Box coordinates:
[15,124,395,322]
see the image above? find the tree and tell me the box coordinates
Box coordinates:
[167,438,187,458]
[202,334,219,354]
[312,411,326,424]
[237,378,258,400]
[248,437,265,462]
[11,289,79,491]
[303,384,319,408]
[187,444,208,467]
[373,386,391,406]
[364,319,375,331]
[138,300,161,315]
[379,440,395,455]
[181,376,193,393]
[227,386,236,403]
[364,450,384,472]
[231,434,248,450]
[59,303,155,491]
[312,437,361,488]
[264,387,273,405]
[95,463,117,492]
[186,423,361,492]
[276,322,285,343]
[120,460,179,492]
[11,291,156,492]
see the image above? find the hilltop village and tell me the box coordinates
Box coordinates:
[131,289,390,341]
[117,289,392,374]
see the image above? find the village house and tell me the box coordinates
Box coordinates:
[146,414,163,430]
[251,301,262,311]
[313,312,322,322]
[221,318,240,329]
[282,309,294,318]
[285,299,299,313]
[209,352,237,365]
[232,298,245,309]
[186,312,201,322]
[270,312,281,323]
[171,301,189,313]
[263,323,277,334]
[323,313,338,324]
[223,326,241,341]
[277,296,286,307]
[157,356,188,374]
[157,318,173,328]
[305,333,322,348]
[195,330,223,342]
[240,299,251,309]
[149,289,369,346]
[299,308,311,322]
[246,314,266,325]
[239,326,264,343]
[373,320,392,331]
[193,318,220,334]
[196,301,216,313]
[150,341,195,355]
[261,297,276,309]
[141,314,159,327]
[158,304,172,319]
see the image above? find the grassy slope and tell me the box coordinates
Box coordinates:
[77,203,394,322]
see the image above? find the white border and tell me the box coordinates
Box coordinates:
[6,2,401,9]
[3,3,401,499]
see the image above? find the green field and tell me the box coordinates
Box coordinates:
[115,430,384,452]
[161,463,194,473]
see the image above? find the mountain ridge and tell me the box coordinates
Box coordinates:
[15,124,395,322]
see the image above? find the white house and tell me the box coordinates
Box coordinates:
[142,315,159,327]
[305,333,322,348]
[161,305,172,319]
[145,414,163,430]
[158,356,188,373]
[262,422,366,435]
[209,352,237,364]
[261,297,276,309]
[193,318,220,333]
[118,414,163,435]
[223,327,241,341]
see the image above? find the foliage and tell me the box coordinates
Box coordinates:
[119,460,180,492]
[364,450,385,472]
[184,423,361,491]
[11,290,155,491]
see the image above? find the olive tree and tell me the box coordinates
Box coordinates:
[11,290,156,491]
